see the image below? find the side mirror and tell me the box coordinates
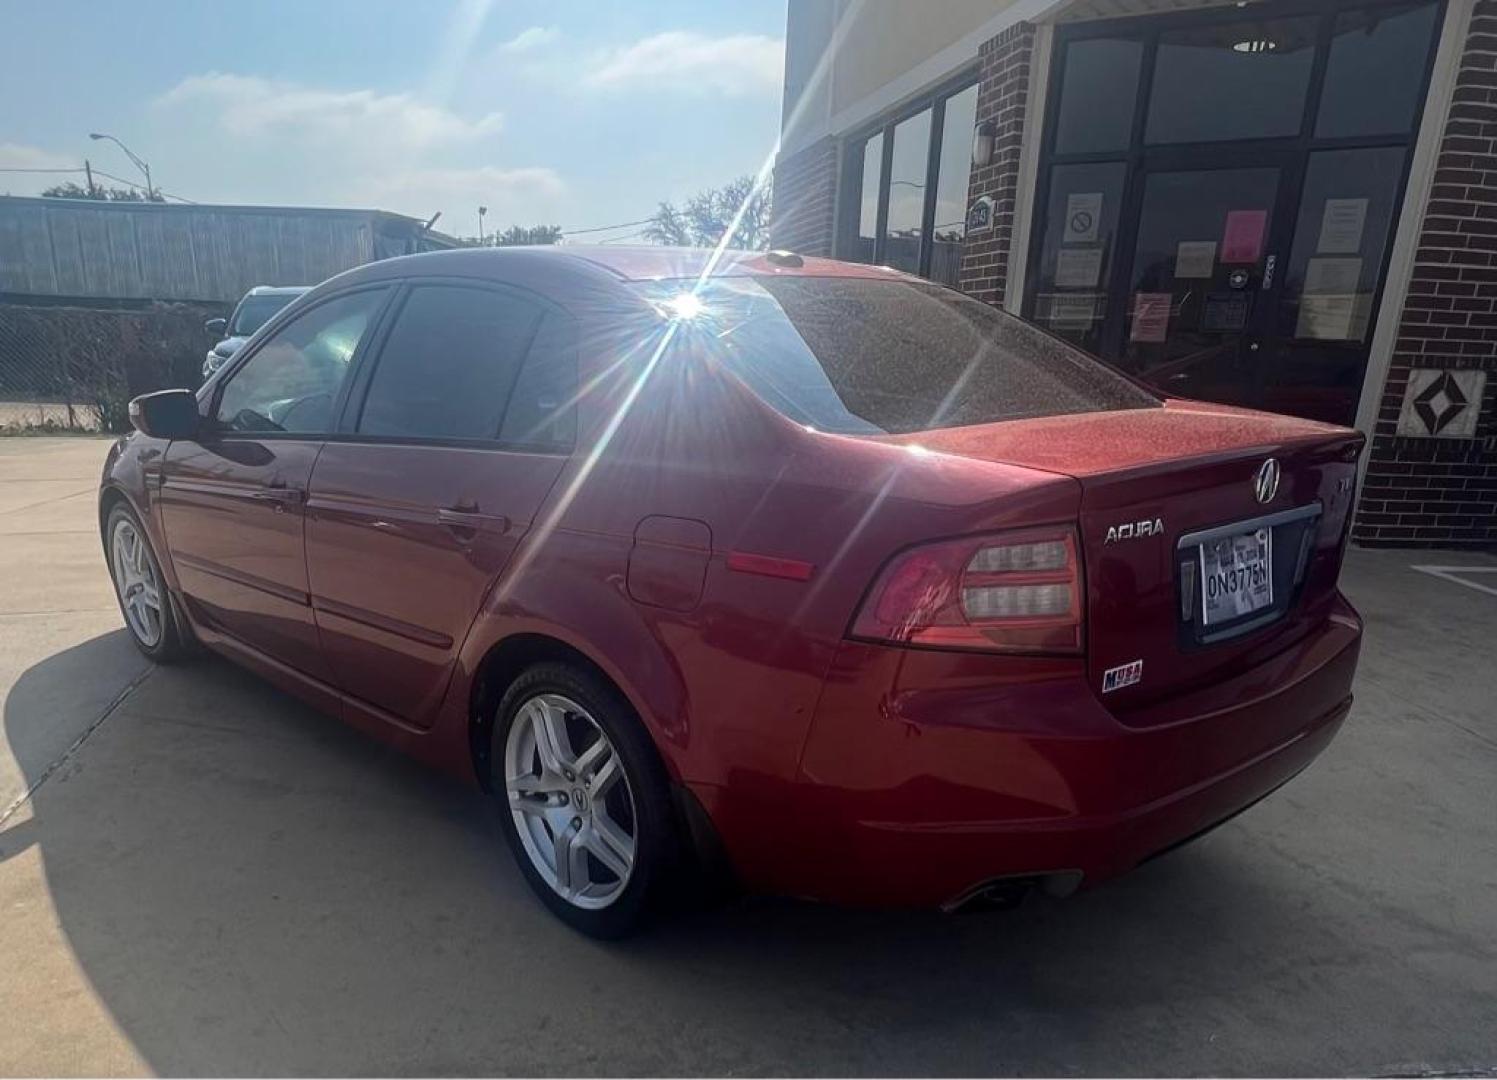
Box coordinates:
[128,389,201,440]
[204,317,228,337]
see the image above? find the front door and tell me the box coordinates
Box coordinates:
[159,286,391,678]
[304,282,576,729]
[1027,0,1444,427]
[1118,160,1290,411]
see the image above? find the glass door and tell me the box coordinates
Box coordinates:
[1119,162,1290,407]
[1027,0,1444,427]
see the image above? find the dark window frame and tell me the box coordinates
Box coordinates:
[1024,0,1446,360]
[333,275,580,454]
[205,283,396,441]
[836,68,981,279]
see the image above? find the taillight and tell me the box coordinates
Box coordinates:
[849,527,1083,654]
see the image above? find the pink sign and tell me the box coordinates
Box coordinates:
[1221,210,1268,264]
[1130,292,1171,343]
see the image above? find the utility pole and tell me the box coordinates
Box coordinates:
[478,205,488,245]
[84,159,98,198]
[88,133,153,200]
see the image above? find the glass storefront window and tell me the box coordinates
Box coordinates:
[1029,1,1439,427]
[837,79,978,284]
[931,85,979,287]
[1053,38,1142,155]
[850,134,883,264]
[1316,2,1440,138]
[882,108,933,275]
[1031,161,1127,354]
[1146,16,1318,144]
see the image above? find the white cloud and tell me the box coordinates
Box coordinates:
[0,142,75,171]
[157,73,503,149]
[354,165,565,223]
[585,31,783,96]
[0,144,80,195]
[498,26,559,53]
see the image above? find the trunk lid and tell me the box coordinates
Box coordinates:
[889,399,1363,713]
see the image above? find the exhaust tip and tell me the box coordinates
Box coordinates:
[944,871,1084,913]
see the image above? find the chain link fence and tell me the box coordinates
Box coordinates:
[0,300,225,433]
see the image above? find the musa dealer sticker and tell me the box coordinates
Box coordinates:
[1102,659,1143,693]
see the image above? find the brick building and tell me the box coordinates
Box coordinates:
[772,0,1497,546]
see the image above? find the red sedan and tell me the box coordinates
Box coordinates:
[101,247,1363,937]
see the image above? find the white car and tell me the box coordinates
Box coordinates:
[202,285,308,379]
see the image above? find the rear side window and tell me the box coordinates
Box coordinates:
[639,276,1159,435]
[498,314,577,448]
[357,285,544,441]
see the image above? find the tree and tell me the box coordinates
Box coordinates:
[644,175,771,250]
[41,181,163,202]
[493,224,562,246]
[457,224,562,247]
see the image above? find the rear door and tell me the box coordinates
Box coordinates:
[304,281,575,728]
[160,286,391,678]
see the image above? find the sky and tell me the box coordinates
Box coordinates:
[0,0,787,241]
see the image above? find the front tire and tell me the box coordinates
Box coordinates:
[491,662,679,938]
[105,502,188,662]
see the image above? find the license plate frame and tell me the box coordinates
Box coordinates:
[1198,526,1274,627]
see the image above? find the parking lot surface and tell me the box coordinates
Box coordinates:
[0,436,1494,1077]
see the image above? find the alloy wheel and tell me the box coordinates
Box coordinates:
[503,693,638,910]
[111,517,163,647]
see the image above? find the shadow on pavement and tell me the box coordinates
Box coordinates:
[1,631,1488,1076]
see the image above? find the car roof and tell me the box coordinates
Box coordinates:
[326,245,918,290]
[243,285,311,297]
[550,245,917,283]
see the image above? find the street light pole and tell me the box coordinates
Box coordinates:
[88,132,153,200]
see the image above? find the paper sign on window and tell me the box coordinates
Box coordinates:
[1174,240,1217,279]
[1316,198,1367,254]
[1303,257,1362,294]
[1130,292,1171,343]
[1055,247,1103,288]
[1047,293,1103,331]
[1221,210,1267,263]
[1064,193,1103,244]
[1296,294,1363,340]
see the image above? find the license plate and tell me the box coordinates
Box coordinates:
[1199,527,1273,626]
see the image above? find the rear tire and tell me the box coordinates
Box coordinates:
[105,502,189,663]
[490,662,679,938]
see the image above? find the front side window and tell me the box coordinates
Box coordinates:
[356,285,545,441]
[216,288,387,435]
[640,276,1158,436]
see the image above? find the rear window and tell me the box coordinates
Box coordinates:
[637,276,1159,435]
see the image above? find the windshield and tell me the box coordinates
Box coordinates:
[230,293,299,337]
[637,276,1160,435]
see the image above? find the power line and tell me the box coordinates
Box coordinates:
[560,216,655,237]
[598,229,652,245]
[90,168,196,204]
[0,164,193,203]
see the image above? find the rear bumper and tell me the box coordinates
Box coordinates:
[694,594,1361,908]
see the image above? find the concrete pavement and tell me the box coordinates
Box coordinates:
[0,436,1494,1076]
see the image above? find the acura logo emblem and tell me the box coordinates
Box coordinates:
[1253,458,1281,504]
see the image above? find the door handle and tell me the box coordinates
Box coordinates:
[437,505,508,534]
[251,485,306,509]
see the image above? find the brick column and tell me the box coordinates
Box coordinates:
[956,23,1037,306]
[770,137,838,257]
[1355,0,1497,546]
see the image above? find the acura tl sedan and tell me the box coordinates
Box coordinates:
[101,246,1364,937]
